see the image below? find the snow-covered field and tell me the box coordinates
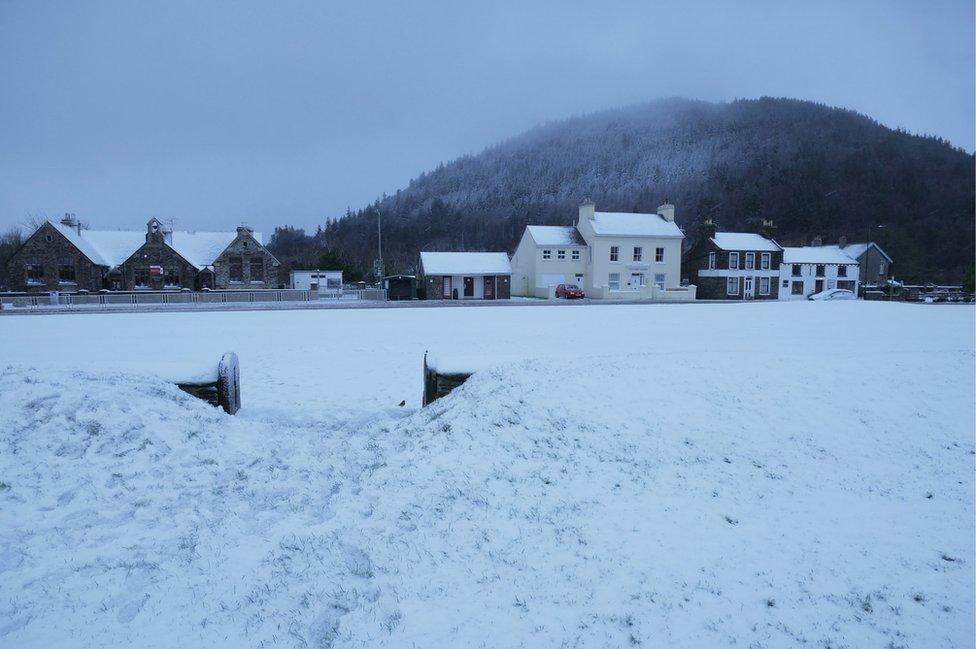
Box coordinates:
[0,302,973,648]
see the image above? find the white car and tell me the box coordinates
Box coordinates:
[808,288,856,301]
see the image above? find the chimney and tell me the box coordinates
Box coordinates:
[812,235,823,247]
[60,212,81,235]
[838,235,847,248]
[162,223,173,245]
[657,199,675,222]
[699,218,716,239]
[579,199,596,222]
[236,224,253,236]
[759,219,777,240]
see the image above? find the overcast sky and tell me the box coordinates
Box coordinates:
[1,0,973,234]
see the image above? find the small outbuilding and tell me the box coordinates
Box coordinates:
[383,274,417,300]
[289,269,343,291]
[419,252,512,300]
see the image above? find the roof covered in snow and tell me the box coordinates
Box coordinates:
[420,252,512,276]
[820,242,892,263]
[783,246,859,265]
[710,232,782,252]
[525,225,585,247]
[589,212,684,238]
[47,221,262,270]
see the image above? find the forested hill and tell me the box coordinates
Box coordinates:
[301,97,974,282]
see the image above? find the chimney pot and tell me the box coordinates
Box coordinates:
[657,200,675,223]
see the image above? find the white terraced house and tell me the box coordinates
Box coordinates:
[510,200,696,301]
[778,246,860,300]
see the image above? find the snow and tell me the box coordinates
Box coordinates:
[590,211,684,237]
[419,251,512,275]
[0,302,973,648]
[710,232,782,251]
[819,243,893,263]
[525,225,585,246]
[170,231,262,269]
[783,245,858,265]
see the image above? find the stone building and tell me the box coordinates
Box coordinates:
[5,215,280,292]
[682,219,784,300]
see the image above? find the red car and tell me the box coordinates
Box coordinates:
[555,283,585,299]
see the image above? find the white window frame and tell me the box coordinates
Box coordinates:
[745,252,755,270]
[542,249,551,260]
[707,252,716,269]
[557,249,566,260]
[654,273,666,288]
[633,246,642,262]
[571,249,580,260]
[759,277,770,295]
[655,247,664,263]
[729,252,739,270]
[761,253,771,270]
[727,276,739,295]
[608,273,620,290]
[609,246,619,262]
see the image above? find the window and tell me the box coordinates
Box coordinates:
[815,264,825,277]
[164,268,180,286]
[134,268,150,287]
[745,252,755,270]
[45,234,53,242]
[229,256,243,282]
[655,247,664,263]
[879,262,886,276]
[26,258,43,284]
[782,279,788,288]
[654,273,666,288]
[542,249,551,260]
[707,252,716,269]
[727,277,739,295]
[610,246,619,262]
[633,246,642,262]
[249,257,264,281]
[837,265,847,277]
[791,282,805,295]
[326,277,341,289]
[792,264,802,277]
[557,250,566,260]
[608,273,620,290]
[729,252,739,270]
[58,257,76,283]
[571,249,580,260]
[759,277,770,295]
[761,253,771,270]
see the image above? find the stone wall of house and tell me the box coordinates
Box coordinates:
[212,229,280,289]
[683,238,782,300]
[5,222,105,292]
[120,236,199,291]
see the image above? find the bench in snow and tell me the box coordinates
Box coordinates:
[174,352,242,415]
[422,352,519,406]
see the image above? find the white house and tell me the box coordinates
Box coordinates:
[289,269,343,291]
[419,251,512,300]
[779,246,860,300]
[511,200,695,301]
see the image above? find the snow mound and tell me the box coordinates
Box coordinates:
[1,344,973,648]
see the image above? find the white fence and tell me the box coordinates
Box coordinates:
[317,288,388,301]
[1,289,314,309]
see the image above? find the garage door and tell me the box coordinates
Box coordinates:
[538,273,565,288]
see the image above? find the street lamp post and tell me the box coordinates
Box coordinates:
[864,224,885,299]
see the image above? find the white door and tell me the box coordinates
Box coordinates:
[630,273,644,290]
[744,276,754,300]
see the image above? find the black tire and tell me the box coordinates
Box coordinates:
[217,352,241,415]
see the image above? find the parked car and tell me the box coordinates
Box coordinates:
[808,288,856,301]
[555,284,585,299]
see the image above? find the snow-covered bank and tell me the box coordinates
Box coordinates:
[0,302,973,647]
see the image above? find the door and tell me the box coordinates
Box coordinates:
[744,276,754,300]
[630,273,644,290]
[484,276,495,300]
[815,279,824,293]
[441,276,451,298]
[463,276,474,297]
